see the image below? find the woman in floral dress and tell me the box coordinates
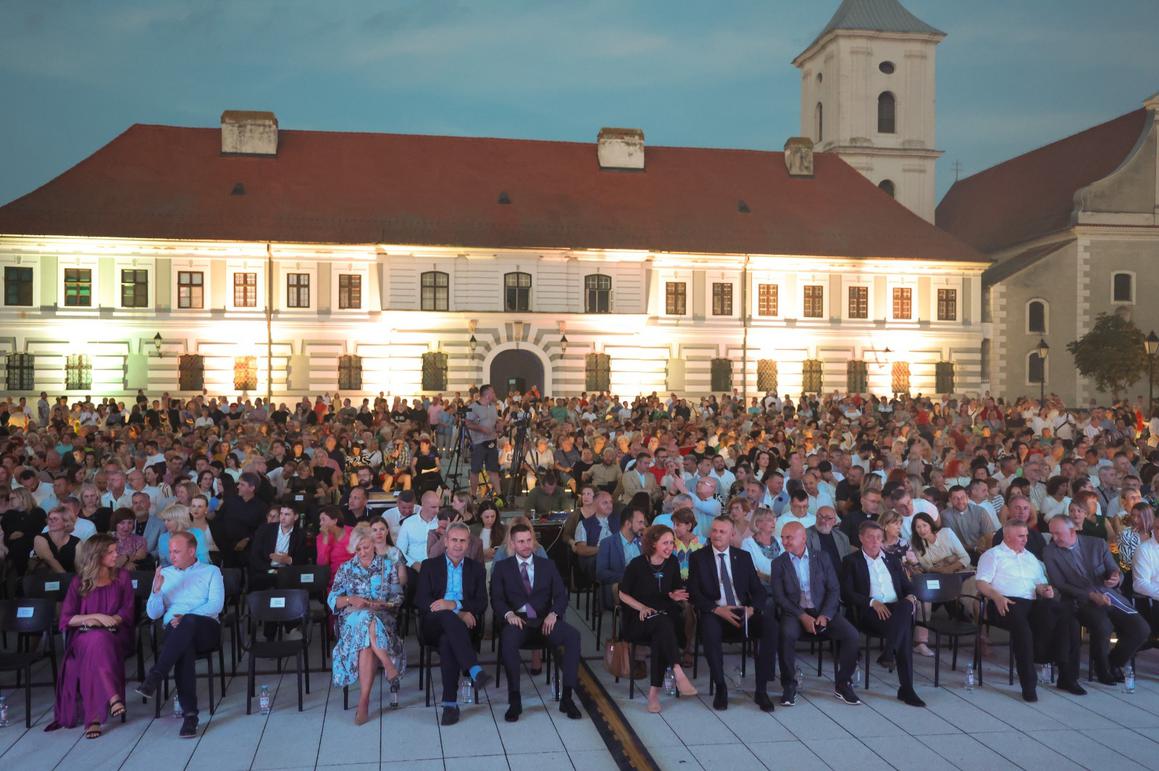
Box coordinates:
[327,523,406,725]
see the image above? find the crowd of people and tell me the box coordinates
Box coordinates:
[2,385,1159,738]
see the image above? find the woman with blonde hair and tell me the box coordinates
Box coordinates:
[156,503,210,567]
[46,534,134,739]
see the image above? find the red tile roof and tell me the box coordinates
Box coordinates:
[936,109,1147,253]
[0,123,983,262]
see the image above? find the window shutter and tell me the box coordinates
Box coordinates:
[710,358,733,393]
[846,360,868,393]
[802,359,823,394]
[179,355,205,392]
[338,355,363,391]
[757,359,777,393]
[891,362,910,395]
[585,353,611,391]
[421,352,448,391]
[935,361,955,394]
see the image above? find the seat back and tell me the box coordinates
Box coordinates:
[275,564,330,598]
[247,589,310,625]
[22,572,74,602]
[911,572,964,605]
[0,598,57,637]
[129,571,155,602]
[220,567,244,598]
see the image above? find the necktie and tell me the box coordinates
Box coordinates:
[719,552,737,606]
[520,561,536,619]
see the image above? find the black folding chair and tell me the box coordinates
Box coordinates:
[275,565,331,665]
[0,598,56,727]
[494,626,560,701]
[128,571,156,689]
[419,614,484,708]
[912,572,980,687]
[219,568,245,674]
[20,572,72,683]
[691,608,754,695]
[151,616,227,718]
[246,589,311,713]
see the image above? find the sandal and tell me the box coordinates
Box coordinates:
[109,698,126,719]
[84,722,102,740]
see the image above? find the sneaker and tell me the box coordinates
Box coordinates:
[179,715,198,738]
[284,629,303,641]
[834,683,862,705]
[780,685,798,707]
[135,675,160,701]
[913,643,935,658]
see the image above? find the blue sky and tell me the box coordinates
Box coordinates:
[0,0,1155,207]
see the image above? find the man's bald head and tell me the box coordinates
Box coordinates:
[781,521,807,556]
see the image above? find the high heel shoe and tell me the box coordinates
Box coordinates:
[673,671,698,697]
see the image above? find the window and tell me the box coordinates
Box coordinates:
[421,352,448,391]
[711,283,733,316]
[65,354,91,390]
[815,102,823,142]
[338,354,362,391]
[757,284,779,316]
[338,274,362,310]
[803,284,825,318]
[802,359,823,393]
[892,287,913,319]
[938,288,958,321]
[178,354,204,391]
[178,271,204,309]
[234,356,257,391]
[847,286,868,319]
[1027,352,1045,385]
[891,362,911,395]
[665,281,687,315]
[63,268,92,307]
[936,361,956,394]
[981,339,991,382]
[878,92,896,134]
[503,272,531,312]
[5,353,34,391]
[286,273,310,308]
[1027,300,1046,333]
[847,360,868,393]
[1113,272,1134,303]
[757,359,777,393]
[710,358,732,393]
[4,266,33,306]
[119,269,148,308]
[585,274,611,314]
[233,272,257,308]
[586,353,611,391]
[420,271,449,311]
[879,61,895,74]
[878,179,895,198]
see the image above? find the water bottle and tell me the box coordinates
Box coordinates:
[458,676,475,705]
[1037,664,1049,686]
[965,663,976,691]
[0,694,9,728]
[795,666,805,688]
[853,665,862,685]
[173,696,183,718]
[1124,665,1136,694]
[259,684,271,715]
[663,667,676,695]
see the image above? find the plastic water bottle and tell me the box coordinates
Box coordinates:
[795,666,805,688]
[173,696,183,718]
[0,693,9,727]
[965,663,976,691]
[1124,665,1136,694]
[259,684,271,715]
[458,676,475,705]
[1037,664,1049,685]
[663,667,676,695]
[853,665,862,685]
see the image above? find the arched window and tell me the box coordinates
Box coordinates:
[878,92,896,134]
[1113,272,1135,303]
[1027,299,1047,334]
[878,179,895,198]
[1027,351,1046,385]
[504,271,531,312]
[420,270,449,311]
[815,102,823,142]
[585,274,611,313]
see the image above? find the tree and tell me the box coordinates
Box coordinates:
[1067,311,1148,399]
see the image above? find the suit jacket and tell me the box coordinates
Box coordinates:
[618,468,660,504]
[490,554,568,619]
[415,554,488,621]
[248,522,309,577]
[839,550,913,623]
[596,532,630,585]
[1043,535,1127,609]
[770,549,840,620]
[806,526,853,563]
[687,545,767,613]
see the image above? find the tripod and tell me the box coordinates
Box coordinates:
[443,409,470,495]
[503,417,531,504]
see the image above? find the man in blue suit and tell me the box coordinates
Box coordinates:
[595,507,647,606]
[416,522,491,726]
[770,520,860,707]
[491,523,583,723]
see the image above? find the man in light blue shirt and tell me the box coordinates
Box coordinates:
[397,490,440,570]
[137,531,224,738]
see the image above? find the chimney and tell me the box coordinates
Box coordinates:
[221,110,278,156]
[784,137,814,177]
[597,127,645,170]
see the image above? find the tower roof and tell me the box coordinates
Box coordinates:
[796,0,944,63]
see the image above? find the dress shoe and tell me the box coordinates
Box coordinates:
[560,697,582,719]
[897,688,926,708]
[1057,680,1087,696]
[505,694,522,723]
[179,715,199,739]
[754,692,775,712]
[1111,666,1126,683]
[472,670,492,692]
[441,706,460,726]
[780,685,798,707]
[713,687,728,711]
[1021,688,1038,703]
[876,652,896,672]
[1095,672,1118,686]
[834,682,861,705]
[135,674,159,701]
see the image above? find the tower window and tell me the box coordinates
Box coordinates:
[815,103,823,142]
[879,61,895,74]
[878,92,896,134]
[878,179,895,198]
[1027,300,1046,333]
[1113,272,1134,303]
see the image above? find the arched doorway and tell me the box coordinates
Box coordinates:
[490,349,544,398]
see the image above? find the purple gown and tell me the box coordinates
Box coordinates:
[54,571,135,727]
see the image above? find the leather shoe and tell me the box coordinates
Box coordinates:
[1058,680,1087,696]
[441,706,460,726]
[1095,673,1117,686]
[897,688,926,708]
[505,694,522,723]
[135,675,159,701]
[1022,688,1038,703]
[472,671,492,692]
[754,692,775,712]
[179,715,198,739]
[560,698,582,719]
[876,652,896,672]
[713,687,728,711]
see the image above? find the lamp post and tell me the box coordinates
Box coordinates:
[1036,337,1049,403]
[1145,331,1159,417]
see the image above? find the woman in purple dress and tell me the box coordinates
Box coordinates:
[45,534,135,738]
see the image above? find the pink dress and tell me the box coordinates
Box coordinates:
[316,526,353,591]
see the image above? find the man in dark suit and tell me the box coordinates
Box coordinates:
[416,522,492,726]
[770,521,861,706]
[840,521,925,707]
[247,505,309,590]
[687,516,778,712]
[210,471,266,569]
[595,507,646,608]
[491,523,583,722]
[1044,516,1150,684]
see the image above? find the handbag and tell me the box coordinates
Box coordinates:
[603,637,632,679]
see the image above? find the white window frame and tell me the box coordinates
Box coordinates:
[887,278,917,322]
[281,264,317,312]
[662,276,690,318]
[331,264,370,313]
[0,256,40,308]
[58,256,99,310]
[173,262,211,311]
[1112,271,1136,305]
[1025,350,1049,388]
[798,274,830,320]
[752,278,783,320]
[226,261,265,312]
[929,277,963,323]
[1025,297,1049,335]
[707,278,738,319]
[843,278,873,322]
[113,257,155,310]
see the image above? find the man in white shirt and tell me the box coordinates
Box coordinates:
[709,455,736,501]
[397,490,440,573]
[802,470,835,516]
[382,490,416,544]
[690,478,722,537]
[775,490,815,540]
[101,469,134,510]
[975,522,1083,702]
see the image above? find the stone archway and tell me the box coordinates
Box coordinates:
[489,348,545,398]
